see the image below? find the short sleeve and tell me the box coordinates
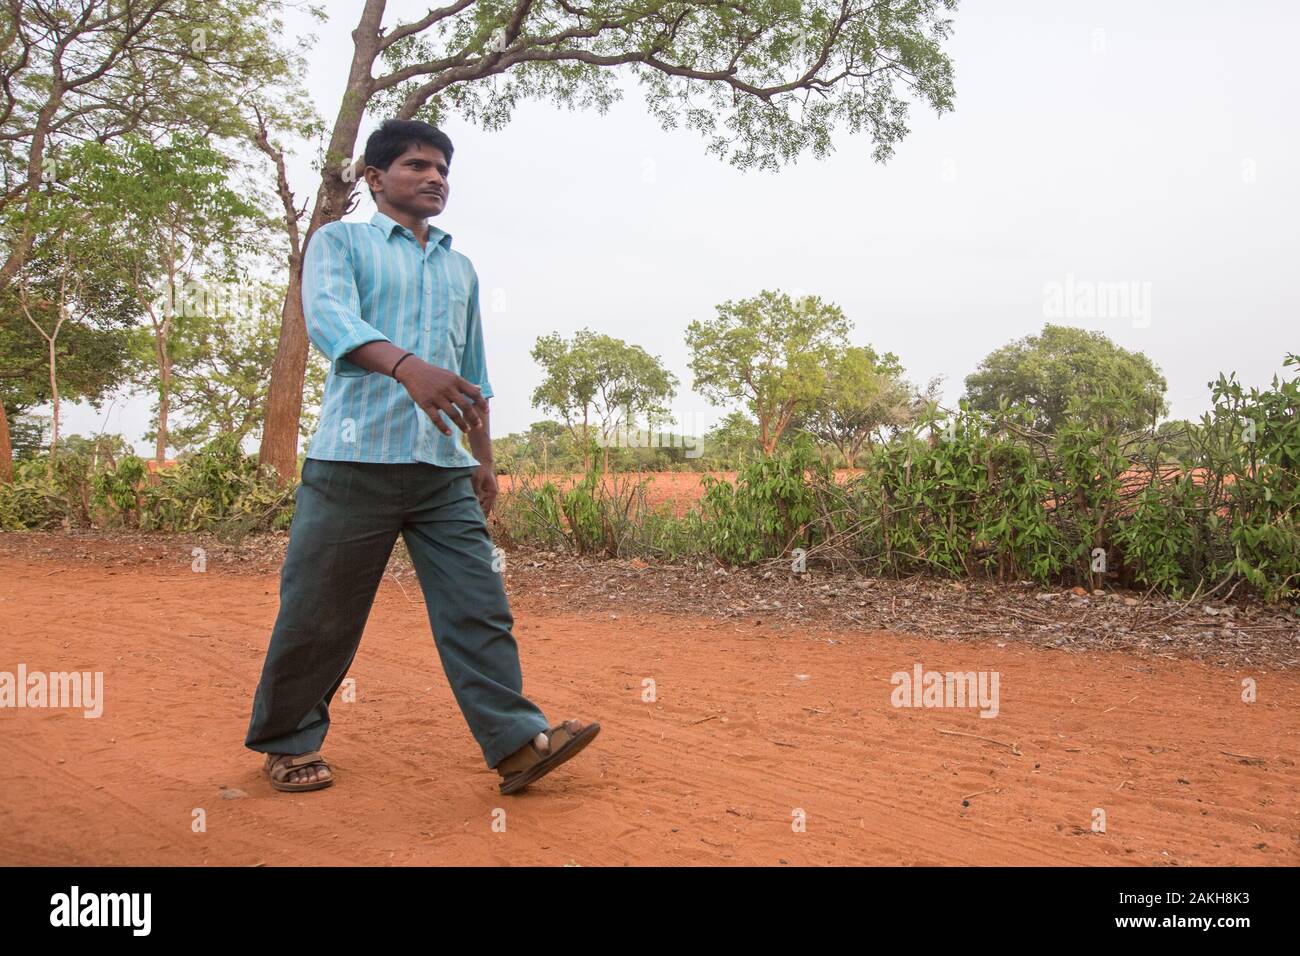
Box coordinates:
[459,268,494,399]
[301,224,390,377]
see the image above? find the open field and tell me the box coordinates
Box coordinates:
[496,468,773,517]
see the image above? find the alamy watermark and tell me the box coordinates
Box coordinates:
[890,662,1000,718]
[594,406,704,459]
[49,886,150,935]
[1,664,103,718]
[150,278,260,320]
[1043,273,1151,328]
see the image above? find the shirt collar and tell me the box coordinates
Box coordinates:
[369,210,452,249]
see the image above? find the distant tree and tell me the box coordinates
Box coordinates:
[964,324,1167,432]
[0,284,134,446]
[7,194,137,472]
[492,420,583,474]
[790,345,914,465]
[5,412,45,458]
[136,283,325,453]
[701,411,763,467]
[687,290,851,455]
[530,329,678,472]
[1140,418,1202,463]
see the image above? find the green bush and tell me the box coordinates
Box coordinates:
[489,355,1296,600]
[0,458,71,530]
[137,434,295,537]
[4,354,1296,603]
[691,432,830,565]
[1097,358,1299,600]
[0,433,294,539]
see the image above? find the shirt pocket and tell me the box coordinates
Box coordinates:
[446,283,470,354]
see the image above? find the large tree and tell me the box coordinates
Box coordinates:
[255,0,961,482]
[76,133,269,464]
[963,324,1168,433]
[687,289,851,455]
[0,0,306,480]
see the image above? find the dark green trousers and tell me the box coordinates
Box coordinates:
[244,458,551,769]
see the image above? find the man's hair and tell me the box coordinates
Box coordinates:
[363,119,453,198]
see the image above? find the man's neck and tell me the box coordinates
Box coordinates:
[379,204,428,249]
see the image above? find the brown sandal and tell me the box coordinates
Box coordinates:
[497,719,600,795]
[265,751,334,792]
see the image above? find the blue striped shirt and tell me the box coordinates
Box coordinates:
[301,210,493,467]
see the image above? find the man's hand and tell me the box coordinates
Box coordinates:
[394,356,488,435]
[471,463,499,516]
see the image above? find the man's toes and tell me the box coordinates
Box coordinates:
[315,765,331,780]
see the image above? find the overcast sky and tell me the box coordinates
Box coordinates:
[60,0,1299,453]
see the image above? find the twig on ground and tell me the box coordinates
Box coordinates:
[938,729,1022,756]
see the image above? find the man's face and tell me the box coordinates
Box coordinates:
[366,142,448,218]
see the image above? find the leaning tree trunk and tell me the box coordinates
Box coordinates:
[256,0,386,484]
[257,270,310,481]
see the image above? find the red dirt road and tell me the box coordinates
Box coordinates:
[1,549,1296,866]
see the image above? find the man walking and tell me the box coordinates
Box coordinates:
[244,119,599,795]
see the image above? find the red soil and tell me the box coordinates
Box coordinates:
[0,542,1295,866]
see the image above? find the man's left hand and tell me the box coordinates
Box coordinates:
[472,463,498,516]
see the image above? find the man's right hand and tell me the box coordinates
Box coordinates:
[394,356,488,435]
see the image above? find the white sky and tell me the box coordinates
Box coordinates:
[59,0,1299,453]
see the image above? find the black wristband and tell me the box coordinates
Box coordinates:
[390,351,415,379]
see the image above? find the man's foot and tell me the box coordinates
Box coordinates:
[496,719,600,795]
[265,751,334,792]
[282,759,331,786]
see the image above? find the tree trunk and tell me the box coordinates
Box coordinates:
[0,405,11,482]
[155,337,171,465]
[0,89,61,291]
[0,89,63,484]
[46,337,59,475]
[581,407,590,472]
[257,272,308,481]
[256,0,386,484]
